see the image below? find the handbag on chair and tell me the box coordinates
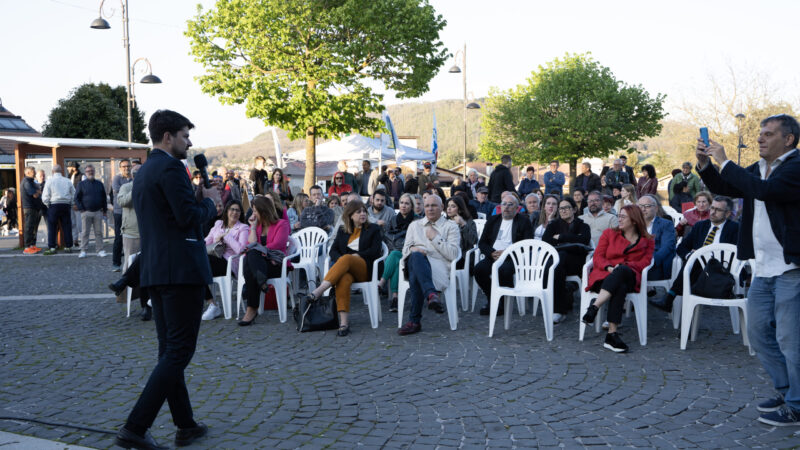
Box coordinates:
[294,293,339,332]
[691,257,735,299]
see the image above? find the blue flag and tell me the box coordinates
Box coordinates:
[431,112,438,170]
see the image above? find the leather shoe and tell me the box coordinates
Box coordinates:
[114,427,167,450]
[648,295,674,313]
[479,305,503,316]
[140,306,152,321]
[398,321,421,335]
[175,422,208,447]
[109,279,126,297]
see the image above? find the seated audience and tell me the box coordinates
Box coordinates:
[580,191,619,244]
[287,193,309,231]
[469,186,496,218]
[638,194,676,281]
[327,194,343,226]
[614,183,636,214]
[534,194,559,240]
[669,181,693,213]
[305,201,383,336]
[379,193,419,312]
[524,193,540,228]
[300,185,335,233]
[581,205,655,353]
[367,189,395,231]
[202,200,249,320]
[328,171,353,197]
[445,196,478,269]
[675,191,712,236]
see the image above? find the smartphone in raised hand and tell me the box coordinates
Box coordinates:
[699,127,709,147]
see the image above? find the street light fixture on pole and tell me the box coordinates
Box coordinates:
[735,113,747,165]
[449,43,480,178]
[91,0,161,145]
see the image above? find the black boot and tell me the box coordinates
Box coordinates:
[109,277,128,296]
[649,293,675,313]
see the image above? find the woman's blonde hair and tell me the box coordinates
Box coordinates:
[292,193,309,215]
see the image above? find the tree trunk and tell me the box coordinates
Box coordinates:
[304,126,316,193]
[569,157,578,192]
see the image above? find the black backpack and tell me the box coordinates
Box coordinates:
[691,257,735,299]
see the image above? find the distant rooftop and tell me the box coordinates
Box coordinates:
[0,98,41,154]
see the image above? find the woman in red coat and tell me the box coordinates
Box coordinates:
[328,171,353,197]
[582,204,654,353]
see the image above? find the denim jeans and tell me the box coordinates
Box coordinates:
[747,268,800,410]
[406,252,436,324]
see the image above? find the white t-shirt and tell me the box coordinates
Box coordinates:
[493,219,514,251]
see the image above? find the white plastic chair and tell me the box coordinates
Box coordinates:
[458,218,485,311]
[212,255,236,319]
[578,258,654,346]
[678,243,751,352]
[397,247,462,330]
[322,242,389,329]
[488,240,559,340]
[235,236,301,323]
[291,227,329,293]
[648,255,682,329]
[477,212,487,220]
[125,253,139,318]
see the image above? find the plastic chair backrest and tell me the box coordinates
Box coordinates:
[473,218,486,239]
[685,243,741,282]
[293,227,328,262]
[500,239,558,285]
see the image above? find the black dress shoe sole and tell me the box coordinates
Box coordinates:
[175,423,208,447]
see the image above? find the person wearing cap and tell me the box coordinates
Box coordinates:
[469,186,497,218]
[417,162,438,194]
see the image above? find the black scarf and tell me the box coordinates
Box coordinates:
[395,212,416,231]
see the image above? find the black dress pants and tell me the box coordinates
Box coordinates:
[23,208,41,247]
[242,250,282,309]
[113,212,123,266]
[126,284,204,431]
[553,251,587,314]
[590,265,635,324]
[204,254,229,300]
[475,256,515,305]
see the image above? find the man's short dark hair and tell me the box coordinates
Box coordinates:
[560,197,577,209]
[587,190,603,200]
[501,155,512,165]
[526,166,535,173]
[550,160,559,165]
[713,195,734,212]
[582,162,591,169]
[309,185,322,194]
[148,110,194,144]
[254,156,266,164]
[620,155,628,160]
[373,189,387,200]
[761,114,800,148]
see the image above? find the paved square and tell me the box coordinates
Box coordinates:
[0,253,798,448]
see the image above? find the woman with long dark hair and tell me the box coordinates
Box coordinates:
[202,200,249,320]
[239,195,291,326]
[534,195,560,240]
[445,196,477,270]
[264,168,293,204]
[581,204,654,352]
[635,164,658,198]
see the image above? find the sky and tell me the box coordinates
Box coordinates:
[2,0,799,148]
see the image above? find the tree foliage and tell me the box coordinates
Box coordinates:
[479,53,666,177]
[186,0,448,191]
[42,83,147,143]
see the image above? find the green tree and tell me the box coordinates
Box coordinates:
[186,0,448,191]
[42,83,147,143]
[479,53,666,178]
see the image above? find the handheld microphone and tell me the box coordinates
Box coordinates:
[193,154,211,189]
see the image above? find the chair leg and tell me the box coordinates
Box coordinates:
[578,293,591,341]
[126,286,132,318]
[445,284,458,331]
[274,281,287,323]
[671,296,682,330]
[364,287,378,329]
[680,302,695,350]
[397,281,408,328]
[633,298,647,346]
[488,293,500,337]
[517,296,526,316]
[740,306,755,356]
[471,279,479,312]
[729,306,741,334]
[541,292,554,342]
[532,296,539,317]
[690,306,702,341]
[504,296,512,330]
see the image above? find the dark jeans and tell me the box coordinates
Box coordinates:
[113,213,123,266]
[553,251,586,314]
[125,284,204,431]
[120,255,149,307]
[406,252,437,324]
[204,254,228,300]
[23,208,41,247]
[590,265,635,325]
[475,255,515,306]
[46,203,73,249]
[242,250,282,309]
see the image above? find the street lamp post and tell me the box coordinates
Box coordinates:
[449,43,480,178]
[735,113,747,165]
[91,0,161,145]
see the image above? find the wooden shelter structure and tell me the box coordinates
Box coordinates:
[1,136,150,248]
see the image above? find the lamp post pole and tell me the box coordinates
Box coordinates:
[462,43,467,178]
[122,0,132,144]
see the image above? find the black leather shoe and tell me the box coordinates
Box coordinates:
[140,306,152,321]
[337,325,350,337]
[114,427,167,450]
[238,313,258,326]
[582,304,598,324]
[175,422,208,447]
[479,305,503,316]
[109,279,126,297]
[648,295,674,313]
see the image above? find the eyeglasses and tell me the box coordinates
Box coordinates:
[558,206,573,211]
[638,204,655,209]
[500,202,516,207]
[709,206,728,212]
[618,214,629,220]
[335,177,342,180]
[229,208,242,213]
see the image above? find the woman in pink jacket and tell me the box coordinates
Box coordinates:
[238,195,290,326]
[202,199,250,320]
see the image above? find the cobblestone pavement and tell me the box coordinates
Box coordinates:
[1,253,798,449]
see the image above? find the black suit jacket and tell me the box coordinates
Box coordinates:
[677,218,740,259]
[479,213,534,258]
[487,164,515,203]
[571,173,602,194]
[698,152,800,263]
[133,149,217,287]
[329,222,383,278]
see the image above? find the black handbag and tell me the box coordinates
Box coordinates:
[691,257,735,299]
[294,294,339,332]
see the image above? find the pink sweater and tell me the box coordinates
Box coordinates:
[255,218,291,256]
[204,221,250,275]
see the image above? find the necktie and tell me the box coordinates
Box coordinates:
[703,226,718,246]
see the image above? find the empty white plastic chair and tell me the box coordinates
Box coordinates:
[291,227,329,292]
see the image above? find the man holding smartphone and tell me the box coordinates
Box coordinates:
[696,114,800,427]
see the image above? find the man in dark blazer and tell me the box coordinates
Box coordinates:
[115,110,219,450]
[696,116,800,426]
[487,155,516,203]
[649,196,739,312]
[637,195,676,281]
[475,192,534,315]
[571,162,602,195]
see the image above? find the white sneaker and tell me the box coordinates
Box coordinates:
[79,251,87,258]
[202,303,222,320]
[553,313,565,324]
[97,250,108,257]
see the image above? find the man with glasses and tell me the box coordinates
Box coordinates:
[650,196,739,313]
[637,194,675,281]
[75,164,108,259]
[475,192,534,316]
[111,160,133,271]
[580,191,618,244]
[300,185,334,232]
[696,114,800,426]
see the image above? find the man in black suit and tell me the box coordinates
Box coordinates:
[115,110,219,450]
[649,196,739,312]
[487,155,516,204]
[476,192,534,315]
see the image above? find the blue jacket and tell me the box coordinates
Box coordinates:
[21,177,43,210]
[470,199,497,217]
[75,179,108,213]
[650,215,676,280]
[133,149,216,287]
[543,171,565,196]
[517,177,541,197]
[699,152,800,264]
[677,219,739,259]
